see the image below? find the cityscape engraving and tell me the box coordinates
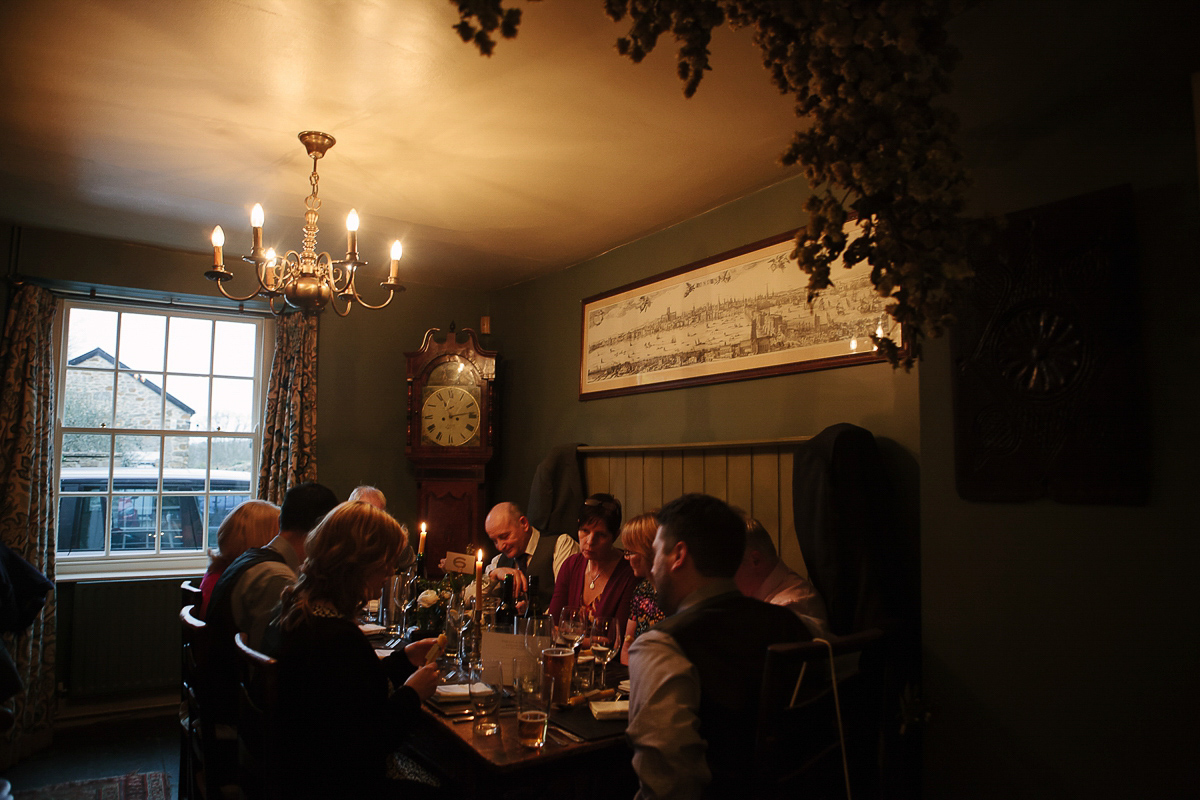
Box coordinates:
[582,234,898,393]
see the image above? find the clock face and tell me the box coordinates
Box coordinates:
[420,386,481,447]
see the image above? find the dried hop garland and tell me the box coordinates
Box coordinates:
[450,0,984,367]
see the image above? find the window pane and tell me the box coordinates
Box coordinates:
[164,436,208,471]
[214,321,257,377]
[161,496,206,550]
[60,433,112,490]
[66,308,116,366]
[165,375,209,431]
[111,495,157,551]
[115,371,164,429]
[211,437,254,476]
[208,494,251,551]
[57,496,107,553]
[62,368,114,427]
[113,435,160,490]
[117,313,166,372]
[211,378,254,432]
[167,317,213,374]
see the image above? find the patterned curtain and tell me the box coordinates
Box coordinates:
[257,311,319,504]
[0,283,57,769]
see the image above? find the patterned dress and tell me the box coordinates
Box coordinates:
[630,578,665,639]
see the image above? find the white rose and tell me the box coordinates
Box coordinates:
[417,589,440,608]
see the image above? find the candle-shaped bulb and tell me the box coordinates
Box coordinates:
[346,209,359,231]
[211,226,225,267]
[265,247,277,265]
[346,209,359,258]
[388,240,402,281]
[251,203,264,228]
[250,204,264,252]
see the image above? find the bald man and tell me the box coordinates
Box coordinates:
[484,501,579,612]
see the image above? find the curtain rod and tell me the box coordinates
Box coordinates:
[9,275,276,318]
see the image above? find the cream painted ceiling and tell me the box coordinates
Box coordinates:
[0,0,805,290]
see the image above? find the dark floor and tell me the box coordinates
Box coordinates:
[1,712,180,798]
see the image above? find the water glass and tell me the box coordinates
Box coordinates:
[513,655,549,749]
[469,660,504,736]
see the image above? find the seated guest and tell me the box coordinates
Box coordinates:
[618,512,665,666]
[549,493,636,632]
[263,501,441,800]
[485,501,579,612]
[350,484,415,570]
[206,481,338,724]
[627,494,809,799]
[198,499,279,617]
[734,515,831,638]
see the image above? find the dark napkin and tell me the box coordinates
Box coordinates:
[550,703,627,742]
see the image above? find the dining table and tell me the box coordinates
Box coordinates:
[408,678,638,799]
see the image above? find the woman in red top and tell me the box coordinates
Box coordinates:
[549,493,636,634]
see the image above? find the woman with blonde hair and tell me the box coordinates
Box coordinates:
[262,501,441,799]
[198,499,279,616]
[617,511,665,665]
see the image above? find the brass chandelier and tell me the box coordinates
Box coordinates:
[206,131,404,315]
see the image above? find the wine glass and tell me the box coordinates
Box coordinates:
[556,607,587,652]
[589,616,620,689]
[469,659,504,736]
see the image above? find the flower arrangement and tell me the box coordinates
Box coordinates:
[403,572,472,638]
[449,0,985,368]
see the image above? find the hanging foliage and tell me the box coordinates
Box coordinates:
[450,0,982,367]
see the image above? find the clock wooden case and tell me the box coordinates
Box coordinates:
[405,327,498,575]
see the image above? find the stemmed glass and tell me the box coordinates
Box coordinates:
[555,607,588,652]
[589,616,619,689]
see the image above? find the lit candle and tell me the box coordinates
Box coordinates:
[389,240,402,281]
[211,226,224,267]
[474,548,484,622]
[250,203,264,253]
[418,522,427,556]
[346,209,359,257]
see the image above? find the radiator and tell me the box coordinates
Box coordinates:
[69,579,181,698]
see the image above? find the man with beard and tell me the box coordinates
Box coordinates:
[626,494,809,799]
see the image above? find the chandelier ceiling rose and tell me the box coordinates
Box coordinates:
[298,131,335,159]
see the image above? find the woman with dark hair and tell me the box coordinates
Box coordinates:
[262,501,441,799]
[548,493,636,634]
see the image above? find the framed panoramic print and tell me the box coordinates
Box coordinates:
[579,227,900,399]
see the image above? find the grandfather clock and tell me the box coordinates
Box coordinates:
[405,327,498,576]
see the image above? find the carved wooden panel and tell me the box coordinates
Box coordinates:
[950,185,1150,504]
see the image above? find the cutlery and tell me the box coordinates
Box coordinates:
[549,724,584,743]
[451,709,517,724]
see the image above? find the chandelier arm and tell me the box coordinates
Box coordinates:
[328,292,354,317]
[242,256,284,296]
[213,279,264,304]
[340,280,396,310]
[268,294,286,316]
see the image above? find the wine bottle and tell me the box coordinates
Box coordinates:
[523,575,541,620]
[494,574,517,633]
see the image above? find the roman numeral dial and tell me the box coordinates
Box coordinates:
[419,386,482,447]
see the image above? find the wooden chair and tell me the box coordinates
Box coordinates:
[180,604,239,800]
[181,578,204,609]
[234,633,283,800]
[753,628,886,800]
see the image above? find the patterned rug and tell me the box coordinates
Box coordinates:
[13,772,170,800]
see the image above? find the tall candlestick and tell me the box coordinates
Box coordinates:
[418,522,427,556]
[475,548,484,622]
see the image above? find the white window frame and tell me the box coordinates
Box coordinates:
[54,297,272,581]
